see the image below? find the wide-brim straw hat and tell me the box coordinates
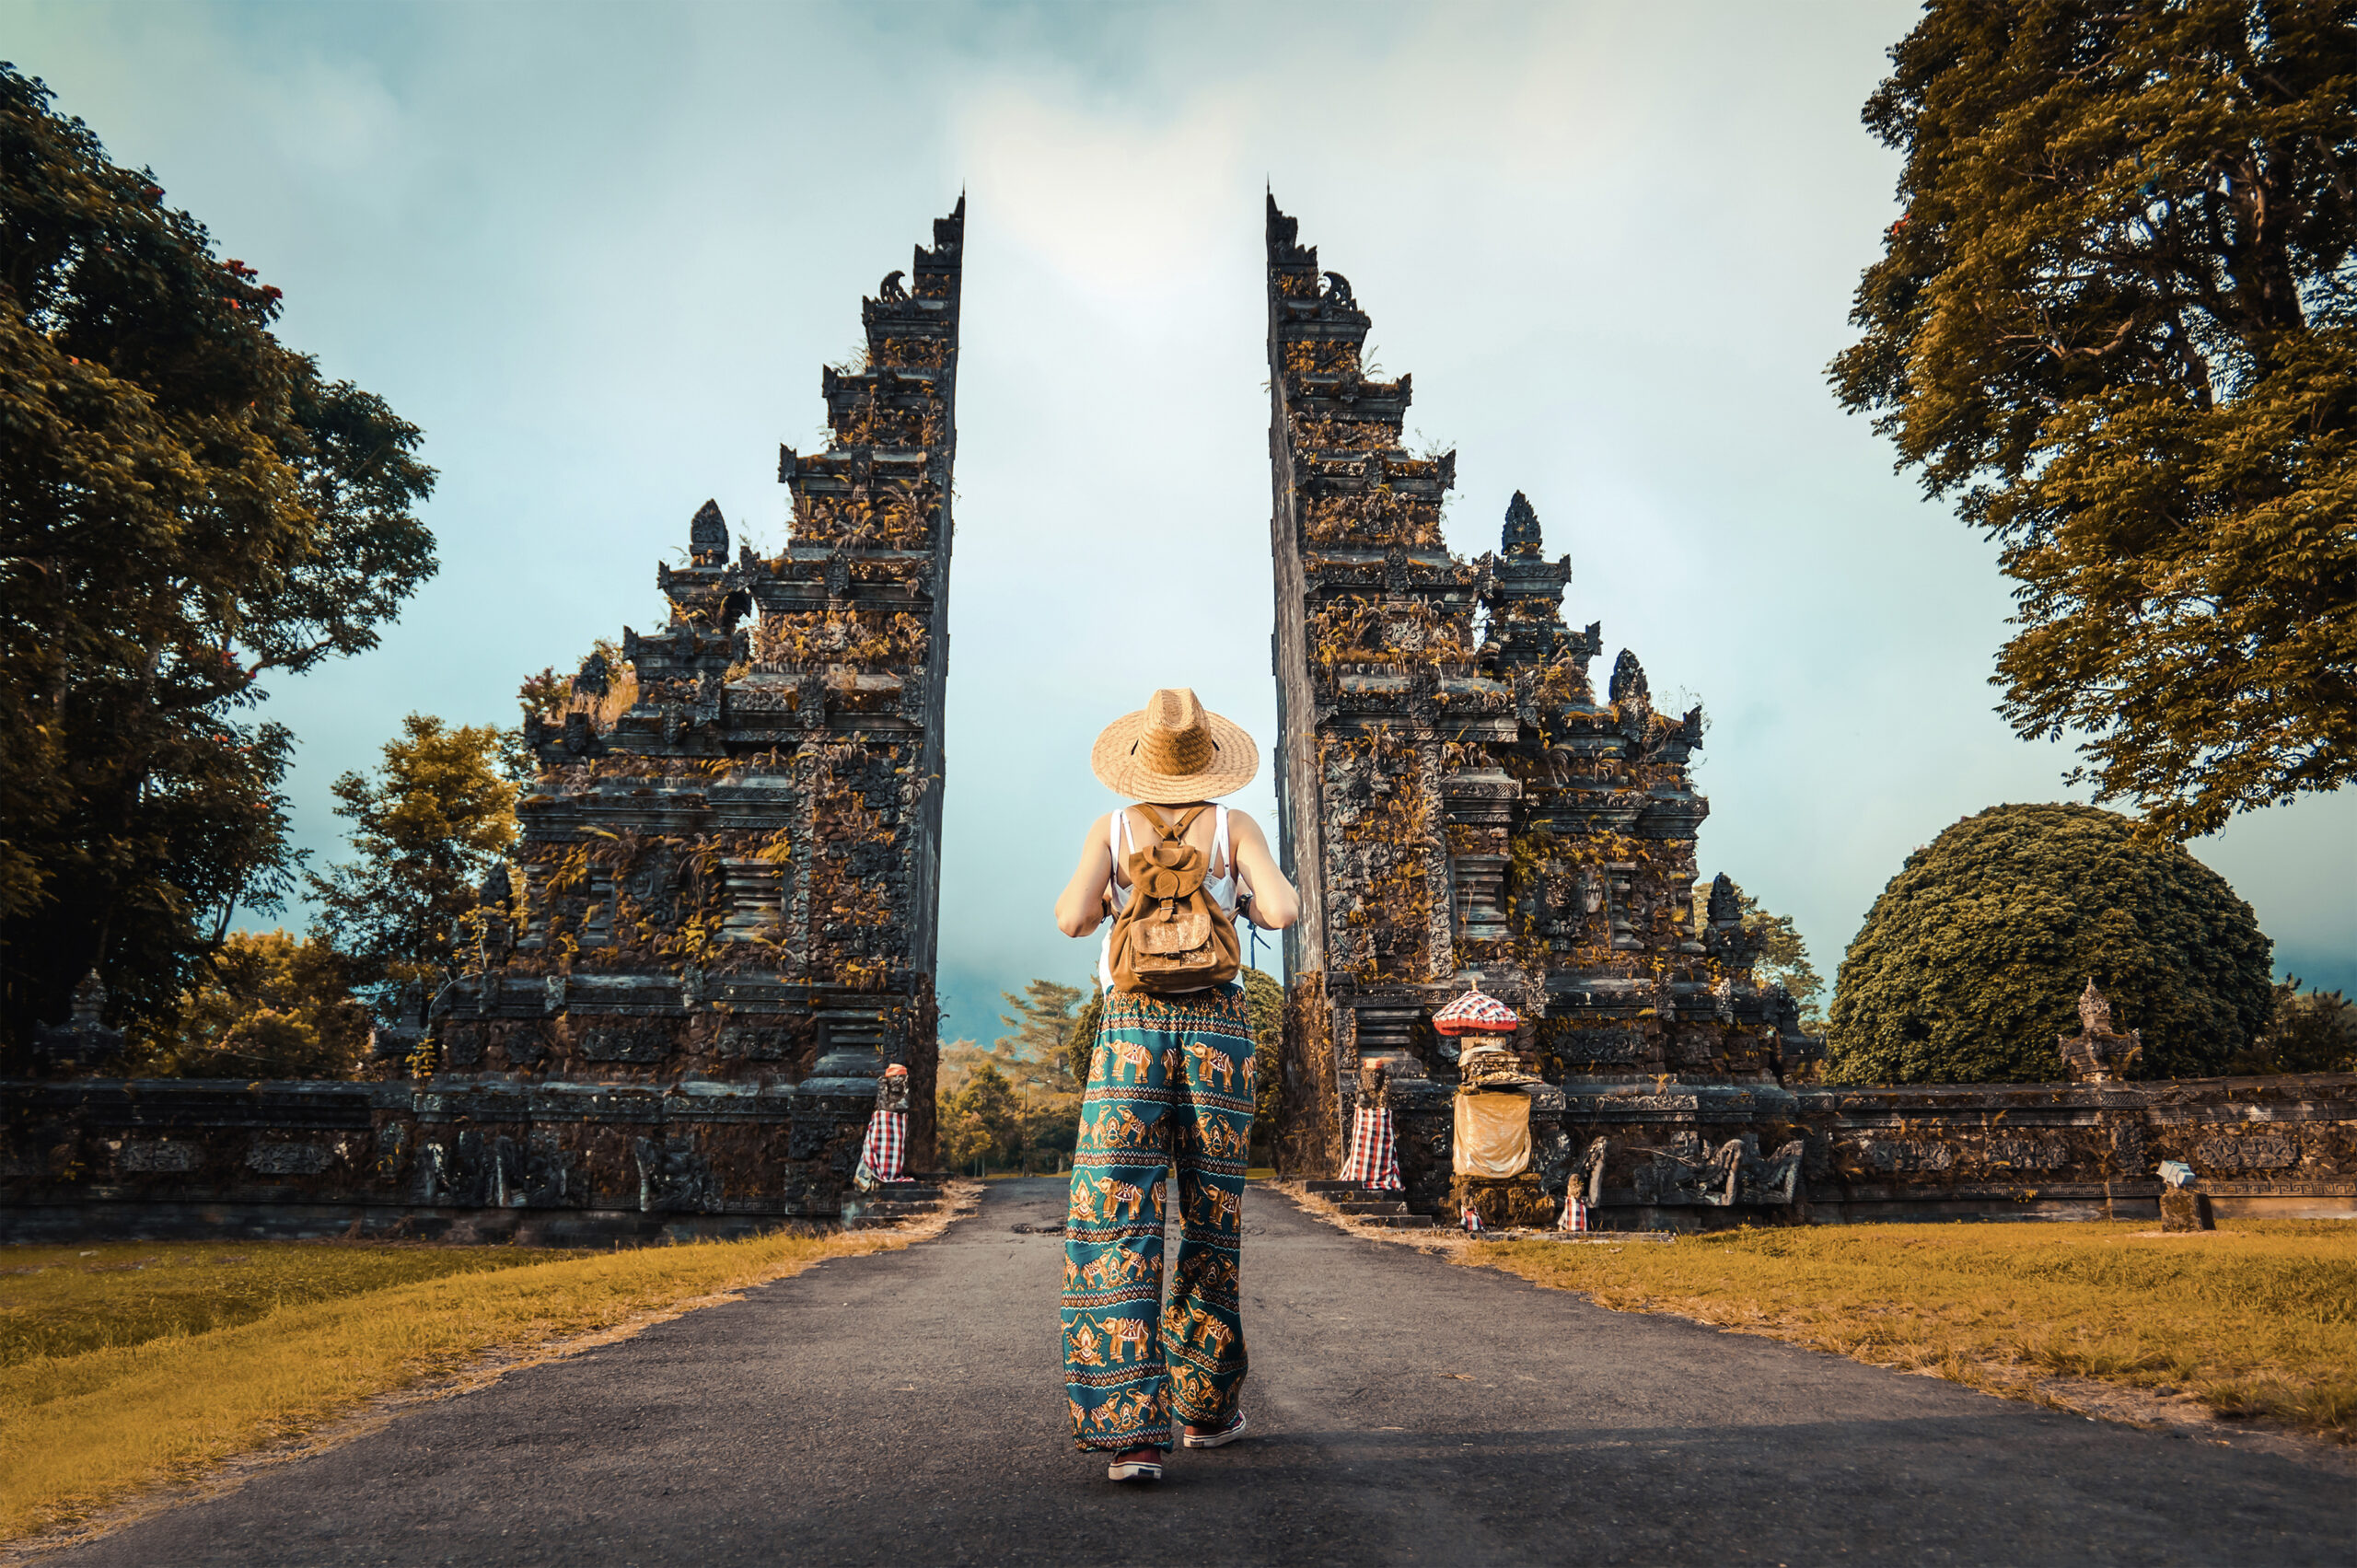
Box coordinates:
[1091,688,1259,802]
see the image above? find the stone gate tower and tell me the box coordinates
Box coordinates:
[1263,195,1817,1211]
[431,199,966,1218]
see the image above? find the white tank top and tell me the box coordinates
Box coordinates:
[1097,804,1240,992]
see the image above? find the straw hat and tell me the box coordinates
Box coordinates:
[1091,688,1259,802]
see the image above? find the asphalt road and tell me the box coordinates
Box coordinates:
[51,1179,2354,1567]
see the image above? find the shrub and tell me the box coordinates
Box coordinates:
[1827,804,2271,1084]
[2229,979,2357,1076]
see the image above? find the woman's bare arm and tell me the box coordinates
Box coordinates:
[1053,813,1116,938]
[1228,810,1300,930]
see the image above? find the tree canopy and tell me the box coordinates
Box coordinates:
[1831,1,2357,841]
[0,64,435,1053]
[145,928,371,1079]
[308,715,516,1027]
[1826,802,2274,1083]
[2227,975,2357,1073]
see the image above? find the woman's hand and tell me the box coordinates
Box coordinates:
[1229,811,1300,931]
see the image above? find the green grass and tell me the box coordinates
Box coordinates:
[0,1229,904,1544]
[0,1241,577,1366]
[1476,1220,2357,1440]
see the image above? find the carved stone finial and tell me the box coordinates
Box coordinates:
[481,863,513,906]
[1608,649,1649,707]
[878,270,908,302]
[69,970,106,1027]
[2078,977,2112,1036]
[1706,873,1742,931]
[1503,491,1543,558]
[1321,271,1354,308]
[574,651,610,699]
[689,499,729,565]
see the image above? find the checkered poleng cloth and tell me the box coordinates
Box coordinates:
[1339,1102,1401,1191]
[857,1109,907,1185]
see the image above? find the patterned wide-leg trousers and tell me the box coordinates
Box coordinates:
[1061,982,1254,1452]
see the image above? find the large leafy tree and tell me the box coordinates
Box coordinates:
[1832,2,2357,841]
[1827,803,2273,1083]
[308,715,516,1027]
[0,65,435,1052]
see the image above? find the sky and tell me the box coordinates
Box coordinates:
[11,0,2352,1043]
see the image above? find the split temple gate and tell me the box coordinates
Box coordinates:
[1261,196,2357,1228]
[6,195,2353,1241]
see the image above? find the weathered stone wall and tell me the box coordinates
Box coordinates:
[1263,194,2357,1227]
[0,1077,877,1243]
[0,202,966,1240]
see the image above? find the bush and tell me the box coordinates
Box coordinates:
[145,930,372,1078]
[2229,979,2357,1076]
[1827,804,2271,1084]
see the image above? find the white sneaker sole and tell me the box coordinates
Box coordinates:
[1106,1458,1164,1481]
[1182,1411,1248,1448]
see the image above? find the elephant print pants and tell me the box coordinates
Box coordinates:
[1062,982,1253,1452]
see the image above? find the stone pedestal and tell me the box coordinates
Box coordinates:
[1450,1173,1554,1230]
[2160,1188,2214,1232]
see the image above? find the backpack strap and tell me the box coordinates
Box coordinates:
[1137,804,1204,843]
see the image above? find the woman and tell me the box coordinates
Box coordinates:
[1052,688,1299,1484]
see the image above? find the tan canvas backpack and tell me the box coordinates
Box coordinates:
[1106,806,1242,995]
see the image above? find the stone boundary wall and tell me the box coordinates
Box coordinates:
[1381,1071,2357,1229]
[0,1076,868,1243]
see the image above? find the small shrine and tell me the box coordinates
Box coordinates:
[29,971,122,1074]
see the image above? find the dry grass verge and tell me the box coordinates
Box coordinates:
[1470,1221,2357,1443]
[0,1191,975,1549]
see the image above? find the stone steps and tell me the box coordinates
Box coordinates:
[1314,1180,1436,1227]
[841,1180,946,1230]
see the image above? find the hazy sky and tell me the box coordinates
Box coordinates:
[13,0,2351,1040]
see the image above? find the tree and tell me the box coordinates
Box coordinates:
[1830,3,2357,842]
[2227,976,2357,1074]
[1239,966,1283,1157]
[938,1062,1025,1175]
[1827,803,2273,1084]
[0,65,436,1053]
[1066,985,1104,1091]
[308,715,516,1026]
[1693,884,1827,1031]
[145,928,371,1078]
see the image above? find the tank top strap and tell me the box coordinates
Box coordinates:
[1212,804,1230,877]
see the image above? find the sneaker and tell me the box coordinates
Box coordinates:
[1106,1451,1164,1481]
[1181,1410,1248,1448]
